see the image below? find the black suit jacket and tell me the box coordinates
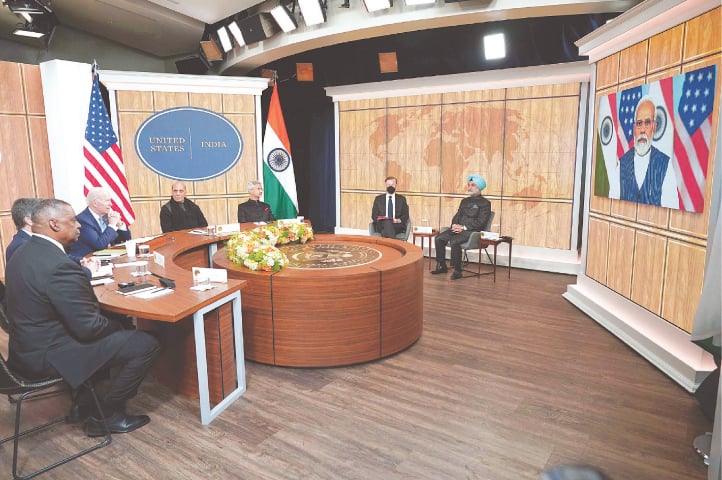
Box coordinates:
[6,236,133,387]
[371,193,409,228]
[67,207,131,262]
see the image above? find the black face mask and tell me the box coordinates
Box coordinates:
[386,186,396,194]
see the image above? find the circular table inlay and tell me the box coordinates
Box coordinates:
[282,243,382,269]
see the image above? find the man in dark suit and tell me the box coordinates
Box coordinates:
[68,187,131,262]
[5,197,42,262]
[237,180,275,223]
[432,174,492,280]
[5,198,159,437]
[371,176,410,239]
[160,182,208,232]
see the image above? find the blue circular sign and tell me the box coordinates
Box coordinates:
[134,107,243,181]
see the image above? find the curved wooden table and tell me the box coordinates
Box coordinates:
[213,233,424,367]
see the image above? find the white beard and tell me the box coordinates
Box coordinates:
[634,134,652,156]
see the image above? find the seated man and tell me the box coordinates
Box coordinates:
[371,176,409,238]
[237,180,275,223]
[160,182,208,232]
[5,197,42,262]
[68,187,131,262]
[432,174,491,280]
[5,199,159,436]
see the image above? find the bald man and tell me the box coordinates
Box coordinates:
[160,182,208,232]
[5,198,159,436]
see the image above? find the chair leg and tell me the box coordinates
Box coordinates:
[7,384,111,480]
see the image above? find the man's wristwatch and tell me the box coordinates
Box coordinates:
[462,225,467,231]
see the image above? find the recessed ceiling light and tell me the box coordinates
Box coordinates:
[483,33,506,60]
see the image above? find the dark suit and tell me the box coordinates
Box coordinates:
[67,207,131,262]
[5,229,31,262]
[372,193,409,238]
[160,198,208,233]
[237,200,275,223]
[6,236,158,411]
[435,195,491,272]
[619,146,671,206]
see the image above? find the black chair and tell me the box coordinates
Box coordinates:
[0,354,111,479]
[440,211,496,278]
[0,280,8,333]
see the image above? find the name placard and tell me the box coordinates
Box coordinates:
[134,107,243,181]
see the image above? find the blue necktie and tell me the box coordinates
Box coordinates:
[98,216,107,232]
[387,196,393,218]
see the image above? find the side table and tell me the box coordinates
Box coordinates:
[478,235,513,282]
[412,229,439,271]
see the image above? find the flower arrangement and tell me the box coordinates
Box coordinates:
[226,221,314,272]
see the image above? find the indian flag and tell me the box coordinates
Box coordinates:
[262,84,298,219]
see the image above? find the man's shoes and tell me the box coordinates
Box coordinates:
[431,265,448,275]
[85,412,150,437]
[450,271,463,280]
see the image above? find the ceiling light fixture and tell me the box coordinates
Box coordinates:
[4,0,51,14]
[404,0,434,5]
[362,0,392,12]
[11,11,56,40]
[270,4,297,33]
[483,33,506,60]
[228,21,246,47]
[298,0,326,26]
[216,25,233,52]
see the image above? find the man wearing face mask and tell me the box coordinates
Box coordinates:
[371,176,409,239]
[618,96,678,208]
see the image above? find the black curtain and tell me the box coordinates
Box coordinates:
[306,105,336,232]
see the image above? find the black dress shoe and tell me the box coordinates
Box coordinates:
[431,265,448,275]
[85,412,150,437]
[450,271,463,280]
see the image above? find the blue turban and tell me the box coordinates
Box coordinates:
[467,174,487,191]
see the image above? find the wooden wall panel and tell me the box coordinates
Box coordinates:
[387,93,441,107]
[339,109,387,190]
[154,91,190,110]
[195,198,228,227]
[500,200,571,249]
[619,40,649,82]
[610,198,637,221]
[606,224,635,297]
[27,117,53,197]
[220,113,258,196]
[662,240,706,332]
[189,92,222,111]
[442,89,505,103]
[341,192,376,231]
[636,202,670,228]
[596,53,620,90]
[22,64,45,115]
[0,115,35,204]
[683,7,721,61]
[387,105,442,194]
[0,62,24,113]
[406,195,441,230]
[119,112,161,198]
[222,94,255,113]
[585,217,609,283]
[440,102,504,196]
[648,24,685,74]
[131,200,163,235]
[116,90,154,111]
[339,98,386,111]
[630,231,666,314]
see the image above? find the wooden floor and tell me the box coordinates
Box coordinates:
[0,268,712,479]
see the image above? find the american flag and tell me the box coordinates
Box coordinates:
[672,65,716,212]
[83,73,135,224]
[618,86,642,149]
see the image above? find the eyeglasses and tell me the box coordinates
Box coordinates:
[635,118,653,128]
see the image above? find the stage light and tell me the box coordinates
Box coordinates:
[200,39,223,62]
[378,52,398,73]
[404,0,434,5]
[362,0,392,12]
[11,11,56,39]
[483,33,505,60]
[217,25,233,52]
[296,63,314,81]
[4,0,51,14]
[270,4,297,33]
[298,0,326,26]
[12,23,44,37]
[228,21,246,47]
